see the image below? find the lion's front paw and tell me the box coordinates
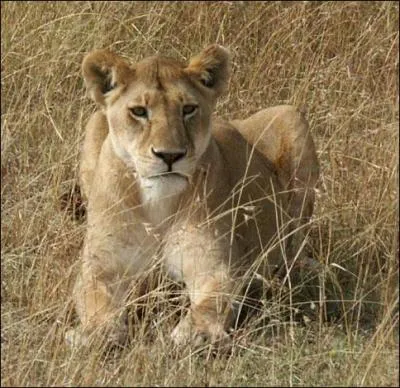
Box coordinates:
[65,322,128,349]
[171,315,231,349]
[171,316,195,346]
[65,328,89,348]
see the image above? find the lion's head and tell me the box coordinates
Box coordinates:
[82,45,230,199]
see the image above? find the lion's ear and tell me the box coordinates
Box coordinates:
[82,50,133,107]
[185,44,230,97]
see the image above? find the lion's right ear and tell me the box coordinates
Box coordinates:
[185,45,230,98]
[82,50,133,107]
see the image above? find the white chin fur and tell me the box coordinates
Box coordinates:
[139,175,188,226]
[140,175,188,203]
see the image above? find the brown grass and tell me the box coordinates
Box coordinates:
[1,1,398,386]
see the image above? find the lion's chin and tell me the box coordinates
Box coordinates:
[140,173,189,203]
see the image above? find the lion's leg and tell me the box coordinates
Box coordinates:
[164,225,237,347]
[171,271,235,347]
[67,236,156,348]
[233,106,319,272]
[67,263,132,348]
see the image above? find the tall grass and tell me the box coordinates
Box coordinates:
[1,1,398,386]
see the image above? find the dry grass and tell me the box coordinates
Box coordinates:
[1,1,398,386]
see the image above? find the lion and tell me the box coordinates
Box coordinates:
[66,44,319,348]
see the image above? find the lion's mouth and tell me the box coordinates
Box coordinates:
[140,172,190,197]
[147,172,188,180]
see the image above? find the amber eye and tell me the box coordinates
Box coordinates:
[182,104,198,116]
[130,106,148,118]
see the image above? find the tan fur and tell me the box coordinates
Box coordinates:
[68,45,319,348]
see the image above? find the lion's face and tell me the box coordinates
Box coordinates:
[105,61,213,194]
[82,46,230,198]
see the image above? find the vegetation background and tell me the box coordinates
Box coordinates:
[1,1,398,386]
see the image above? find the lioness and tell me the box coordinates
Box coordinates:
[68,44,319,348]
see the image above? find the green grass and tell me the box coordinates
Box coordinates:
[1,1,398,386]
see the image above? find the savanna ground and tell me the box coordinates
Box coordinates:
[1,1,398,386]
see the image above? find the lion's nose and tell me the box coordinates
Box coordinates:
[151,147,187,169]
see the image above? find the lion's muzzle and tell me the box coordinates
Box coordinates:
[151,147,187,172]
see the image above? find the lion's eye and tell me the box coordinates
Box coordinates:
[182,105,198,116]
[130,106,148,118]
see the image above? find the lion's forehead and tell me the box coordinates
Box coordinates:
[123,80,198,108]
[134,55,186,80]
[117,56,199,104]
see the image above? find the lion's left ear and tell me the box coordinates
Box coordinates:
[82,49,133,107]
[185,44,230,97]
